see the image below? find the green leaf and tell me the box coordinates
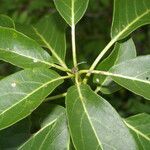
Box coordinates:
[66,84,137,150]
[19,104,69,150]
[125,113,150,149]
[111,0,150,40]
[54,0,89,26]
[93,38,136,94]
[0,14,15,28]
[0,118,31,149]
[15,14,67,67]
[15,23,43,47]
[33,13,67,64]
[69,139,76,150]
[0,68,63,130]
[109,55,150,100]
[0,27,53,68]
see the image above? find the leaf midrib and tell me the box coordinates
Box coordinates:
[0,47,52,67]
[71,0,75,25]
[101,70,150,85]
[19,118,57,149]
[124,121,150,141]
[33,27,67,68]
[76,84,103,149]
[40,118,66,149]
[112,9,150,40]
[0,77,63,118]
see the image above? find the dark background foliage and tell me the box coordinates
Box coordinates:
[0,0,150,117]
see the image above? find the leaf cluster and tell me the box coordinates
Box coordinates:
[0,0,150,149]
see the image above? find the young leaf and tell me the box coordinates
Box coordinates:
[111,0,150,40]
[124,113,150,149]
[19,104,70,150]
[54,0,89,26]
[109,55,150,100]
[0,68,63,130]
[0,118,31,149]
[66,84,137,150]
[33,13,67,64]
[93,38,136,94]
[0,27,53,69]
[0,14,15,28]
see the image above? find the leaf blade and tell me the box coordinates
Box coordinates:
[0,27,52,68]
[0,68,63,130]
[66,84,137,150]
[54,0,89,26]
[125,113,150,149]
[111,0,150,40]
[34,13,67,64]
[109,55,150,100]
[19,104,69,150]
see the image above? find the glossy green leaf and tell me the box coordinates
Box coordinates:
[54,0,89,26]
[93,38,136,94]
[34,13,67,64]
[111,0,150,40]
[109,55,150,100]
[0,14,15,28]
[66,84,137,150]
[0,68,63,130]
[19,104,69,150]
[0,118,31,149]
[125,113,150,149]
[0,27,53,68]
